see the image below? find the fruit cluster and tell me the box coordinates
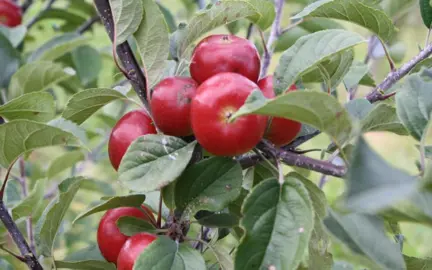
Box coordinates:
[0,0,22,27]
[108,34,301,170]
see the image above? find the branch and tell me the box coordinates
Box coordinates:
[25,0,56,29]
[93,0,150,110]
[0,201,43,270]
[21,0,33,13]
[76,15,100,34]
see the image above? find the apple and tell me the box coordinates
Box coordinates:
[190,34,261,84]
[151,77,198,136]
[191,72,267,156]
[97,205,156,264]
[116,232,157,270]
[0,0,21,27]
[108,110,156,170]
[258,76,301,146]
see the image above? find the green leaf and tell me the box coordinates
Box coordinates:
[0,25,27,47]
[28,33,90,62]
[346,136,418,213]
[118,134,197,192]
[345,99,373,120]
[0,92,55,122]
[410,58,432,74]
[73,194,146,223]
[230,90,352,147]
[292,0,396,41]
[235,177,314,270]
[0,120,81,168]
[35,177,84,256]
[343,61,375,89]
[421,0,432,29]
[158,3,177,33]
[246,0,275,30]
[162,181,176,210]
[174,157,243,215]
[110,0,144,44]
[195,210,240,228]
[55,260,116,270]
[404,255,432,269]
[116,216,157,236]
[0,33,20,88]
[47,150,85,178]
[133,0,169,87]
[8,61,74,99]
[71,46,102,86]
[48,117,89,147]
[12,179,46,221]
[361,103,408,135]
[274,30,365,95]
[62,88,127,125]
[323,210,406,270]
[133,237,206,270]
[396,73,432,140]
[211,246,234,270]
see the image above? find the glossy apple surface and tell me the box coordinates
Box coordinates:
[0,0,21,27]
[116,232,157,270]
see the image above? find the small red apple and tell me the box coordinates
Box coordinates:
[258,76,301,146]
[116,232,157,270]
[191,72,267,156]
[97,205,156,264]
[190,34,261,84]
[0,0,21,27]
[150,77,198,136]
[108,110,157,170]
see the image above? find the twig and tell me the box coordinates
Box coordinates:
[279,18,304,36]
[76,15,100,34]
[378,38,396,71]
[245,23,253,40]
[21,0,33,13]
[26,0,56,29]
[0,158,18,200]
[157,193,162,228]
[93,0,150,111]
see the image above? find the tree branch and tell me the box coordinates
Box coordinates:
[93,0,150,110]
[25,0,56,29]
[76,15,100,35]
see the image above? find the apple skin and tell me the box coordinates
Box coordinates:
[151,77,198,136]
[108,110,157,170]
[258,76,301,146]
[0,0,21,27]
[190,34,261,84]
[191,72,268,156]
[116,232,157,270]
[97,206,156,264]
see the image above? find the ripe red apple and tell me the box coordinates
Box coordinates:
[108,110,157,170]
[191,72,267,156]
[151,77,198,136]
[258,76,301,146]
[97,205,156,264]
[190,34,261,84]
[0,0,21,27]
[116,232,157,270]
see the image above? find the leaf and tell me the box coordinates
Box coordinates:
[0,92,55,122]
[62,88,127,125]
[48,117,89,147]
[211,246,234,270]
[35,177,84,256]
[55,260,116,270]
[110,0,144,44]
[421,0,432,29]
[73,194,146,223]
[71,45,102,85]
[12,179,46,221]
[361,103,408,135]
[133,0,169,87]
[27,33,90,62]
[133,236,206,270]
[235,177,314,270]
[0,32,20,88]
[246,0,275,30]
[118,134,197,192]
[345,99,373,120]
[194,210,240,228]
[47,150,85,178]
[8,61,74,99]
[0,120,81,168]
[292,0,396,41]
[274,30,365,95]
[410,58,432,74]
[174,157,243,215]
[116,216,157,236]
[0,25,27,47]
[404,255,432,269]
[158,3,177,33]
[162,181,176,210]
[323,210,406,270]
[396,73,432,140]
[230,90,352,147]
[343,61,375,89]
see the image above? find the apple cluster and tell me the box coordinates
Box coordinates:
[0,0,22,27]
[108,34,301,170]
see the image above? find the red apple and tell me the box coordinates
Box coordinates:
[0,0,21,27]
[151,77,198,136]
[190,34,261,84]
[108,110,157,170]
[191,72,267,156]
[97,206,156,264]
[258,76,301,146]
[116,233,157,270]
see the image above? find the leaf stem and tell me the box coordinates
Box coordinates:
[157,193,162,228]
[76,15,100,34]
